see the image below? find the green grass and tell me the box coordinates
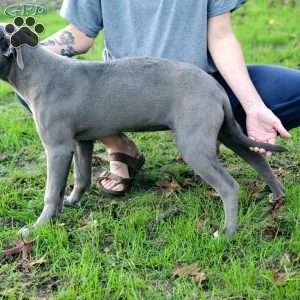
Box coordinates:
[1,1,300,299]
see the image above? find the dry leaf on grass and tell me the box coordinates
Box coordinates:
[182,175,203,188]
[172,262,207,285]
[156,177,181,193]
[247,181,262,193]
[269,195,285,218]
[2,239,47,271]
[92,155,103,167]
[21,256,47,272]
[3,240,31,260]
[262,224,289,239]
[272,269,296,285]
[195,218,205,234]
[263,224,279,239]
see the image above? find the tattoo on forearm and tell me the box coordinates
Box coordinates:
[40,30,79,57]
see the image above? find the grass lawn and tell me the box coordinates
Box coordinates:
[1,1,300,299]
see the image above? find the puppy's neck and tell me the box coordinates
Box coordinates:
[8,44,53,102]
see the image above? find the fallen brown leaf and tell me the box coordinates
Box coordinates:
[196,218,205,234]
[92,155,103,167]
[263,224,279,239]
[3,240,31,260]
[247,181,263,194]
[272,269,296,285]
[269,195,285,218]
[156,177,181,193]
[172,262,207,284]
[182,175,203,188]
[262,224,289,239]
[22,256,47,272]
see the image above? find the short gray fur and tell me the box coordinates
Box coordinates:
[0,25,285,237]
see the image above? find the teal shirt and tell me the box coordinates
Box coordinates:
[60,0,246,72]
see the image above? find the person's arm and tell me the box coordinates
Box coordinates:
[40,24,94,57]
[208,13,290,155]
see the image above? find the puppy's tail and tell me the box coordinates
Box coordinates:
[221,99,287,153]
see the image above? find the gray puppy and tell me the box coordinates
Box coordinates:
[0,25,285,237]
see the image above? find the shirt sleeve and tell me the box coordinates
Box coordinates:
[60,0,103,38]
[208,0,247,18]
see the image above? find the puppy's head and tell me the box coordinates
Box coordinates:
[0,25,13,80]
[0,24,12,57]
[0,24,23,79]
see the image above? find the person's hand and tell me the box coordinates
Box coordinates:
[246,105,291,156]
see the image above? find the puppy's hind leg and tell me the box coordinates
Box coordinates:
[64,141,94,208]
[220,137,285,198]
[176,133,239,236]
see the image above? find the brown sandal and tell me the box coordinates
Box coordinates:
[97,153,145,196]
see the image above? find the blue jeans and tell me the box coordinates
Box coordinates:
[212,64,300,132]
[17,64,300,132]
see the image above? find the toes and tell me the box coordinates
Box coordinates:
[101,178,125,192]
[112,183,125,192]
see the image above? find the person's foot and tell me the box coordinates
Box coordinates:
[100,148,139,192]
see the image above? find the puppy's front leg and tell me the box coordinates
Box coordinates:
[64,141,93,208]
[36,144,74,225]
[20,144,74,237]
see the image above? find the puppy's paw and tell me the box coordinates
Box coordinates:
[18,225,33,239]
[63,196,81,208]
[224,226,236,237]
[213,230,220,239]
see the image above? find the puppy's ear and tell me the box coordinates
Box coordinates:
[15,47,24,70]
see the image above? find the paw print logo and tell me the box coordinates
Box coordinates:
[5,16,44,48]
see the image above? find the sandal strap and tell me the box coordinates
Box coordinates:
[109,153,145,172]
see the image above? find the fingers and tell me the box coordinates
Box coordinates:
[274,121,291,139]
[249,136,265,154]
[249,136,271,156]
